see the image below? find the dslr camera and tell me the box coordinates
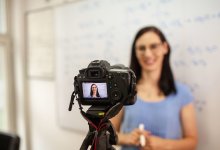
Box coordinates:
[73,60,137,106]
[68,60,137,149]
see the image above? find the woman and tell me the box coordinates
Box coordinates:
[111,26,198,150]
[90,83,100,98]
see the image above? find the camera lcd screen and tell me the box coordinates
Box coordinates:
[82,82,108,99]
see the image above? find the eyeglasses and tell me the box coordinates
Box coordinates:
[135,43,163,53]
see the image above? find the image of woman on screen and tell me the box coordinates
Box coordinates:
[90,84,100,98]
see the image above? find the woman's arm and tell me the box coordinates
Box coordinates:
[110,107,124,133]
[145,103,198,150]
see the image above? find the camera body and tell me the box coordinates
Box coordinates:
[74,60,137,106]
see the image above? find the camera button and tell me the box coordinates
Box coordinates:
[108,75,113,79]
[111,90,121,101]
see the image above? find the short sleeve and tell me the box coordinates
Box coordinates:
[176,82,194,108]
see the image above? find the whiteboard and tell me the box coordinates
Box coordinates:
[54,0,220,149]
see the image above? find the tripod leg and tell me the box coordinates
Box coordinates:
[94,130,116,150]
[106,131,116,150]
[80,131,94,150]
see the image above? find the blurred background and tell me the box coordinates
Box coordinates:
[0,0,220,150]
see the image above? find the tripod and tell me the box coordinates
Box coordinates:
[80,113,116,150]
[69,92,124,150]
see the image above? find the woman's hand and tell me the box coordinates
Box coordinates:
[118,128,150,147]
[141,135,164,150]
[148,136,164,150]
[140,131,152,150]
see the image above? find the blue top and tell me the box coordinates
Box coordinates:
[121,82,193,150]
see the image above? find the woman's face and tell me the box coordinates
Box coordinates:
[92,84,97,93]
[135,31,168,72]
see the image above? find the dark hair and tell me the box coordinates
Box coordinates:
[90,84,100,97]
[130,26,176,95]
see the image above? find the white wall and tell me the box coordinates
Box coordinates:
[13,0,91,150]
[28,80,85,150]
[11,0,30,149]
